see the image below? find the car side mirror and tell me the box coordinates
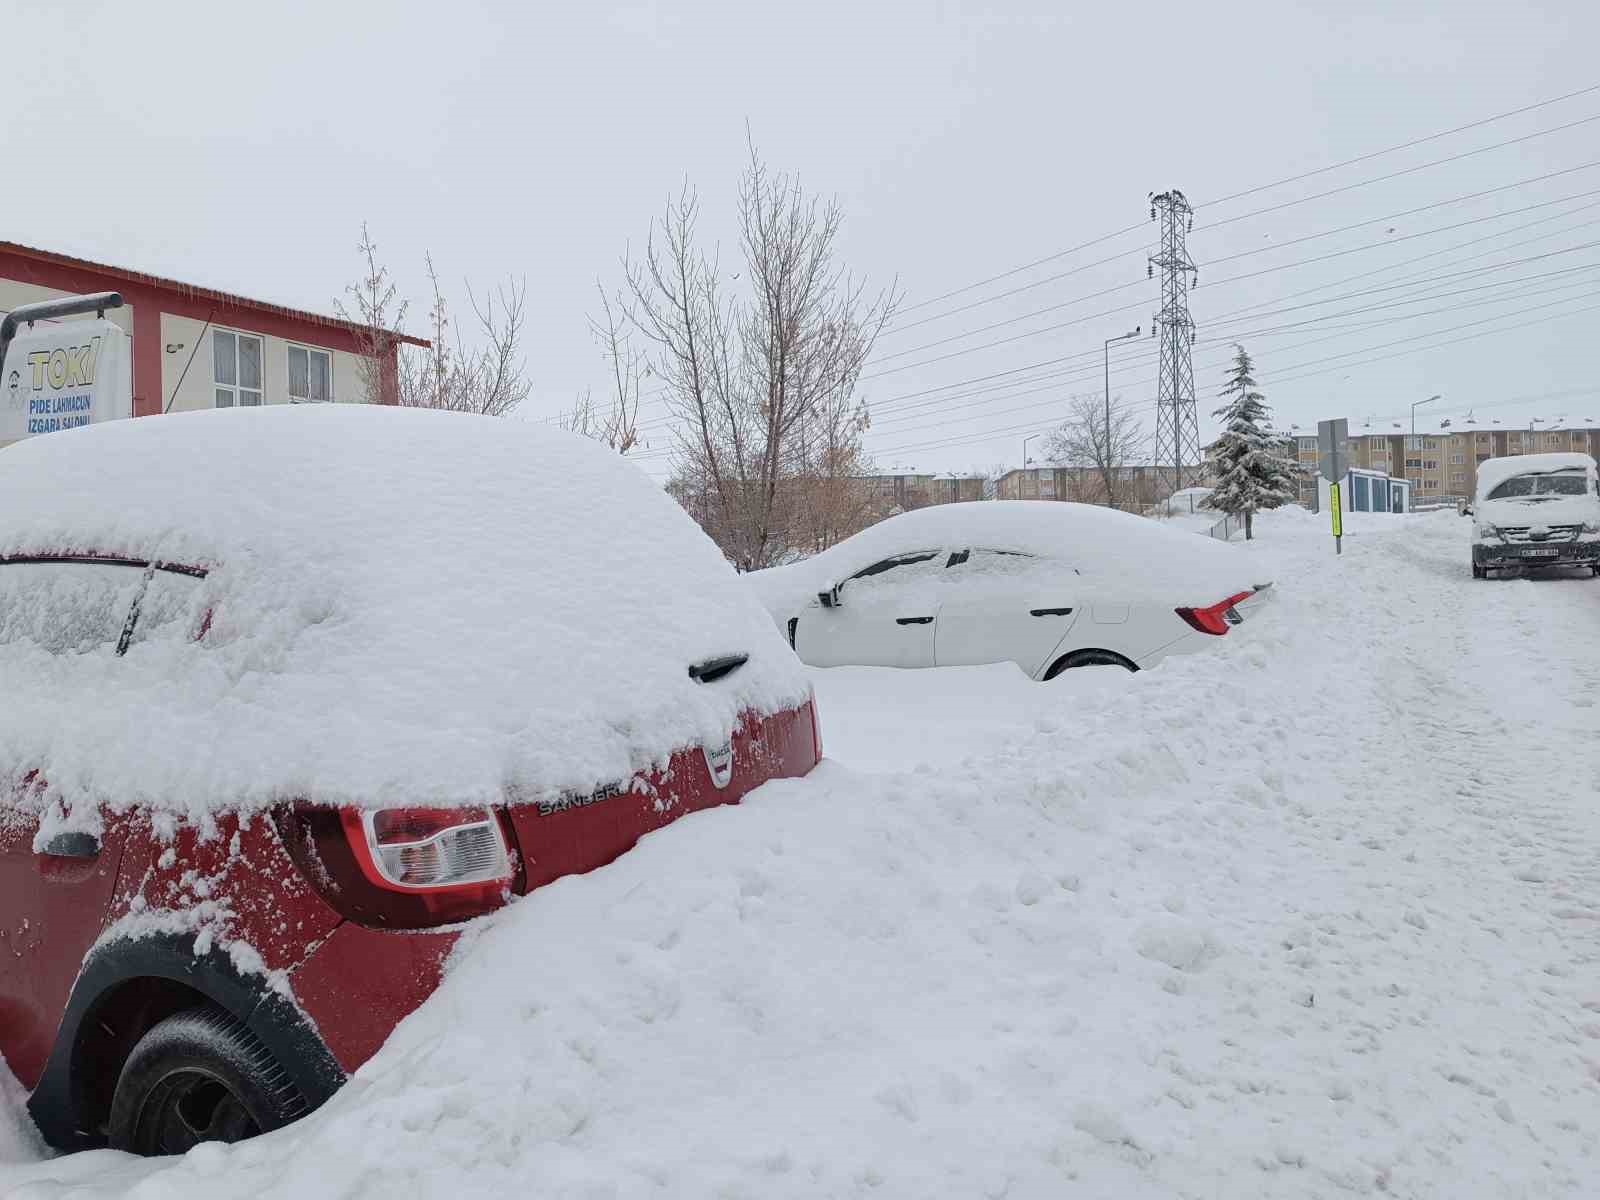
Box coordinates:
[41,831,101,859]
[817,583,843,608]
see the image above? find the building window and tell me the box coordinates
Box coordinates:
[1423,439,1438,449]
[1407,436,1423,450]
[288,346,332,403]
[1449,454,1464,465]
[1423,460,1439,470]
[1476,453,1490,463]
[1451,471,1466,483]
[1405,457,1423,469]
[213,330,263,407]
[1546,433,1562,447]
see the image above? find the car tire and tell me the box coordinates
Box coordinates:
[108,1005,306,1156]
[1471,562,1485,579]
[1044,649,1138,678]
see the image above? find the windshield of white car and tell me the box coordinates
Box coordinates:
[1485,472,1589,501]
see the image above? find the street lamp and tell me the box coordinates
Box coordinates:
[1103,326,1141,446]
[1411,393,1440,442]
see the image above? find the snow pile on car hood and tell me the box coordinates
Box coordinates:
[748,500,1266,619]
[0,407,806,826]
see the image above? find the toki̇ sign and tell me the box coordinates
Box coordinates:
[1,319,132,441]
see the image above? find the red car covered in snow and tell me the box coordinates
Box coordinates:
[0,408,820,1156]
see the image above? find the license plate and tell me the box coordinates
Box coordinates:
[1520,547,1560,557]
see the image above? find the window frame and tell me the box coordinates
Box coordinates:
[213,328,265,408]
[287,343,334,404]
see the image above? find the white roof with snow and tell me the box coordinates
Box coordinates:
[0,407,807,823]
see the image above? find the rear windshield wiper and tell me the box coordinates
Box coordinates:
[689,654,749,684]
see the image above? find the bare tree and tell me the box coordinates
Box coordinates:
[624,142,898,570]
[561,285,645,454]
[1044,393,1149,510]
[333,223,409,404]
[338,226,530,416]
[400,256,531,417]
[979,462,1008,500]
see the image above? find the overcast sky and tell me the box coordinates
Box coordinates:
[14,0,1600,480]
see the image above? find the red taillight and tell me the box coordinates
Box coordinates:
[1175,590,1253,636]
[341,806,514,893]
[275,804,516,929]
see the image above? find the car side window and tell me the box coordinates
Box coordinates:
[849,551,942,581]
[0,562,146,655]
[841,552,948,609]
[952,548,1064,576]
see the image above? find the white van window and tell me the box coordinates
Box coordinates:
[1486,472,1588,500]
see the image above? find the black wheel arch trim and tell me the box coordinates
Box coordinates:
[1044,648,1139,678]
[26,930,346,1152]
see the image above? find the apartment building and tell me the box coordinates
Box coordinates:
[860,471,984,513]
[994,466,1073,501]
[1294,422,1600,507]
[994,464,1201,507]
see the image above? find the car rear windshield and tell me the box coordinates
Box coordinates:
[0,558,205,655]
[1485,471,1590,500]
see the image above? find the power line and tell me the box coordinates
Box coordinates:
[894,222,1148,316]
[860,280,1600,446]
[844,224,1600,439]
[871,173,1600,368]
[863,273,1600,437]
[854,300,1600,461]
[1195,80,1600,209]
[1194,110,1600,237]
[884,157,1600,339]
[886,82,1600,326]
[861,232,1600,381]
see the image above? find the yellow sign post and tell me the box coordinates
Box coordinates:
[1329,482,1343,554]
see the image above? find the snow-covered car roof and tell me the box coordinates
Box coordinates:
[1474,452,1597,500]
[0,407,807,824]
[747,500,1265,618]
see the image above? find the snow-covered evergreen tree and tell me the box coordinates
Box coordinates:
[1202,345,1298,540]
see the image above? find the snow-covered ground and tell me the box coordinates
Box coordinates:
[6,508,1599,1198]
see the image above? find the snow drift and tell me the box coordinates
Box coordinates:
[7,511,1596,1199]
[0,407,807,828]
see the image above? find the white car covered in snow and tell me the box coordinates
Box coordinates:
[749,502,1272,677]
[1469,452,1600,578]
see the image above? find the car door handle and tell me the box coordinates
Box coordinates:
[1029,607,1074,617]
[895,616,934,625]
